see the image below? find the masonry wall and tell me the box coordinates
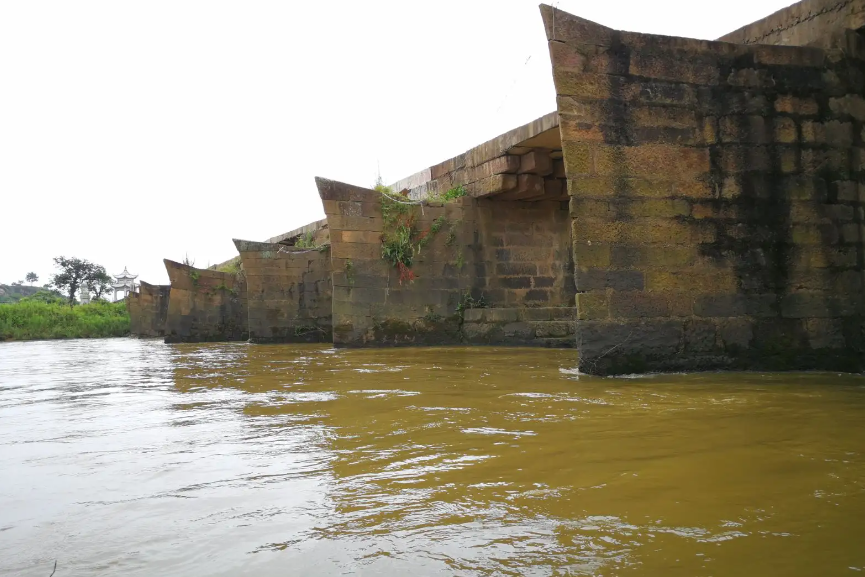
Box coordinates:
[543,5,865,374]
[317,178,473,346]
[316,178,578,347]
[127,281,169,337]
[163,259,248,343]
[474,199,575,307]
[718,0,865,49]
[234,240,333,343]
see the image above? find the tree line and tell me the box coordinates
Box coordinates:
[5,257,115,306]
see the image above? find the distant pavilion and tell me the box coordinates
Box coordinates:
[112,267,138,301]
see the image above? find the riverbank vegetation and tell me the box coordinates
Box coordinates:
[0,300,130,342]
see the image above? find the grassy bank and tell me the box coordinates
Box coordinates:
[0,300,130,341]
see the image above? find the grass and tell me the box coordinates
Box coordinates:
[213,257,242,274]
[0,300,130,341]
[428,185,468,203]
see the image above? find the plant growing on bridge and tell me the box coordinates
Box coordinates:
[295,231,317,249]
[380,193,449,284]
[456,291,487,315]
[428,184,468,203]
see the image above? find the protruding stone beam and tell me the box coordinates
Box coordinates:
[518,150,554,176]
[466,174,518,198]
[495,174,546,200]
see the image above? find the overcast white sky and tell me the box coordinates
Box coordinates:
[0,0,793,287]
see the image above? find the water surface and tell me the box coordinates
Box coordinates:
[1,339,864,576]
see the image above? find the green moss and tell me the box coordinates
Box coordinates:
[344,259,355,285]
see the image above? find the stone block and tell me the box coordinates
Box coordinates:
[694,294,746,317]
[544,179,564,197]
[552,159,566,178]
[717,146,771,172]
[496,262,537,276]
[520,308,553,321]
[806,318,847,349]
[754,45,824,67]
[578,319,683,359]
[533,321,573,338]
[646,270,737,293]
[684,319,717,352]
[553,70,617,100]
[525,290,552,302]
[609,291,670,318]
[462,309,484,322]
[774,117,798,144]
[628,52,719,85]
[829,95,865,121]
[823,120,854,148]
[519,150,553,175]
[547,40,589,71]
[774,95,819,116]
[541,5,614,45]
[610,245,695,268]
[533,277,556,288]
[568,176,673,198]
[840,223,861,244]
[594,145,710,178]
[485,308,519,323]
[781,293,833,318]
[468,155,520,182]
[502,322,534,339]
[563,143,593,175]
[576,268,644,291]
[717,319,753,349]
[551,307,577,321]
[467,174,518,198]
[461,322,500,342]
[727,68,774,88]
[623,81,697,107]
[341,230,381,244]
[613,198,691,218]
[331,242,381,261]
[719,116,770,144]
[573,243,611,268]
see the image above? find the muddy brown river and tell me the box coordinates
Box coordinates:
[1,339,864,576]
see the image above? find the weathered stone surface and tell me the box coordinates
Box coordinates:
[544,3,865,375]
[127,281,170,338]
[163,260,248,343]
[718,0,865,50]
[234,239,332,343]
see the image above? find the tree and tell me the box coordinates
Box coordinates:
[20,289,65,305]
[25,272,38,285]
[50,256,112,306]
[87,266,113,301]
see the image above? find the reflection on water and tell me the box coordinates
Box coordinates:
[1,338,864,576]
